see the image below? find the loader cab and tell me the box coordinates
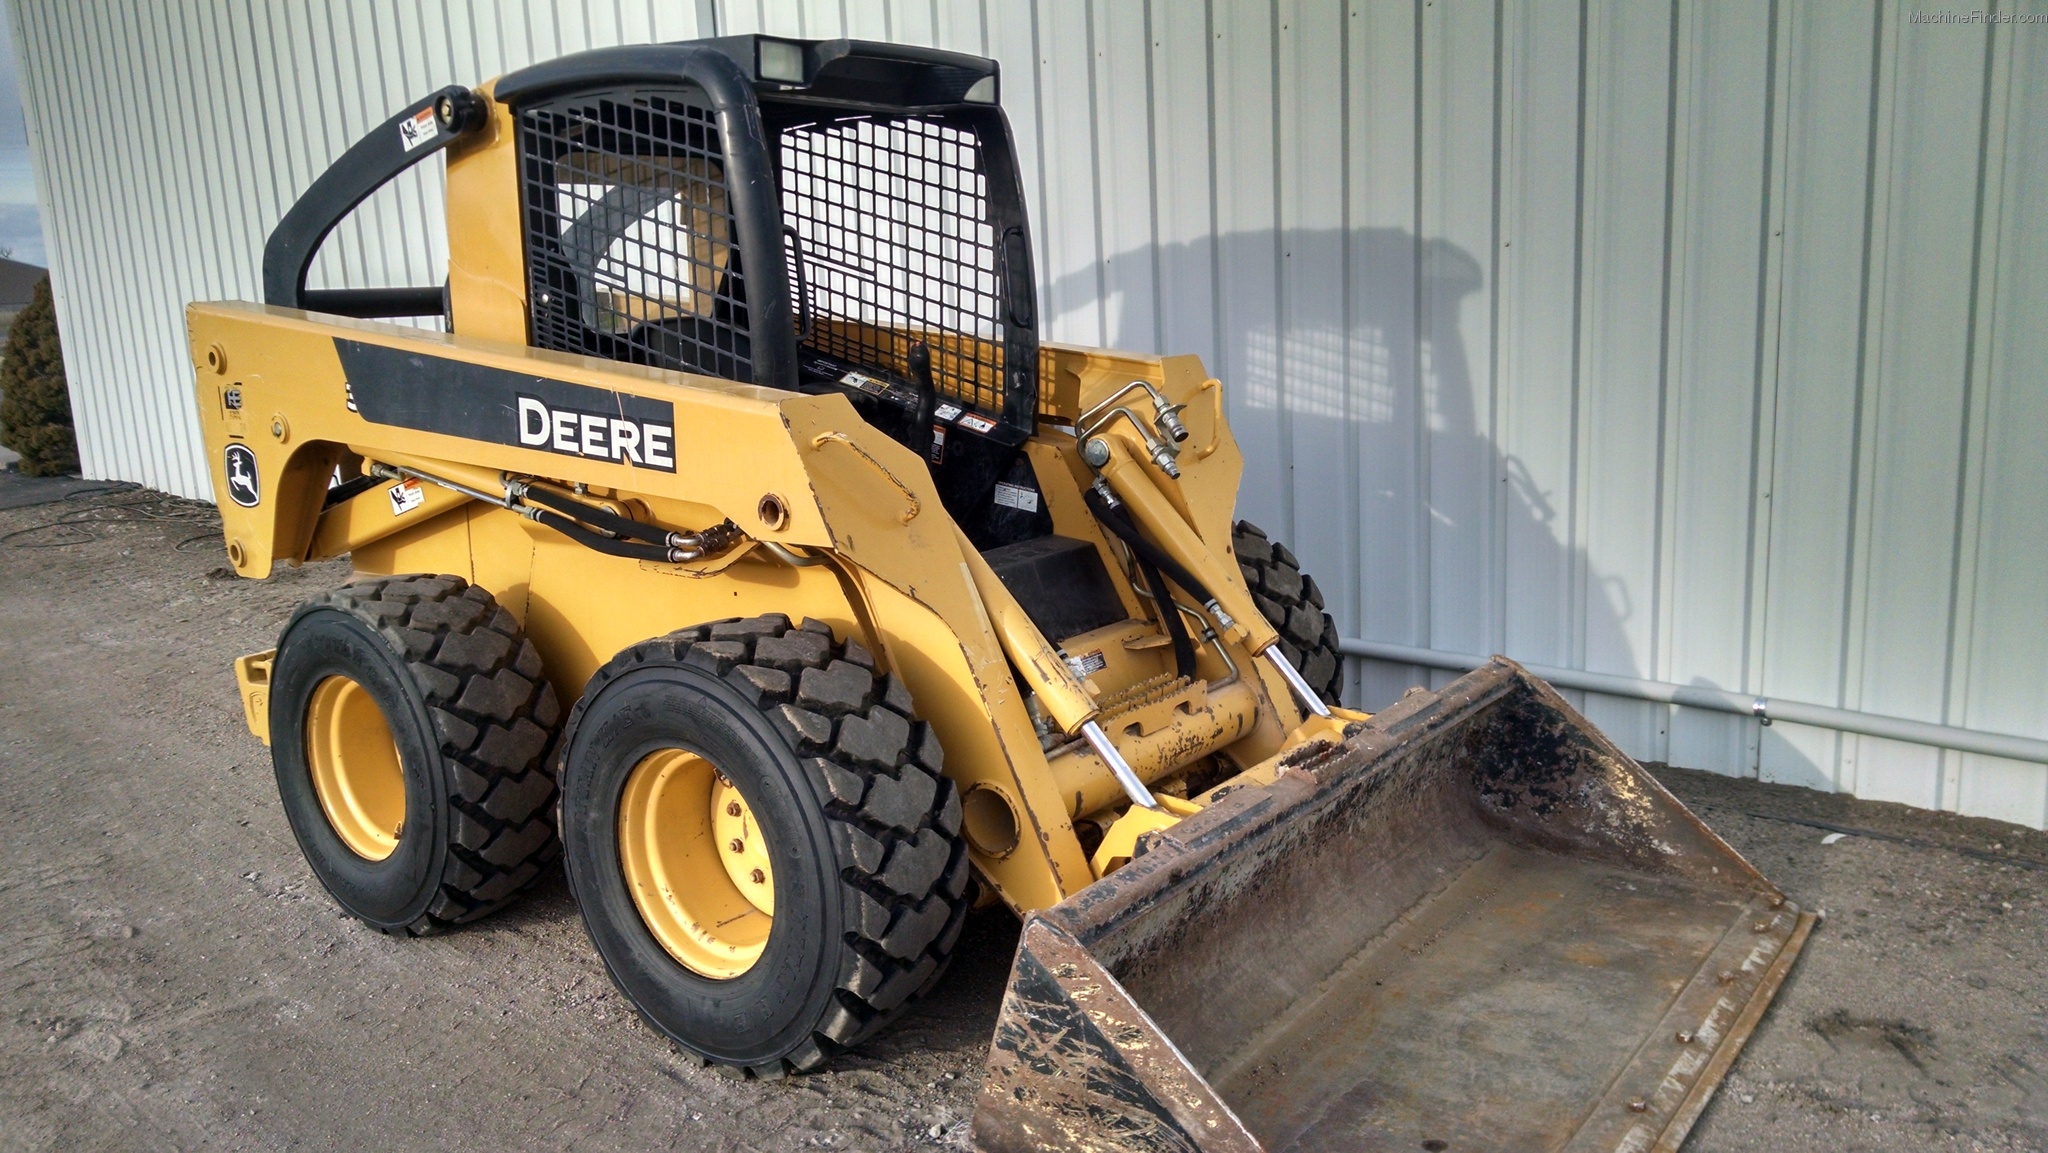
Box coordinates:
[494,37,1046,547]
[259,36,1045,547]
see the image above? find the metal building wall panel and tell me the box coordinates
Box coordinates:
[943,0,984,46]
[1848,13,1990,811]
[1276,0,1349,601]
[1953,15,2048,829]
[1092,0,1157,370]
[884,0,935,46]
[1036,1,1106,349]
[1212,2,1286,539]
[1658,0,1773,777]
[1148,1,1220,374]
[1345,0,1424,714]
[1417,0,1497,666]
[34,2,121,486]
[1569,0,1677,762]
[8,0,2043,825]
[1493,0,1581,673]
[1756,1,1881,796]
[116,5,192,484]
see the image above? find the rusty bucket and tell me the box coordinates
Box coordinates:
[974,659,1814,1153]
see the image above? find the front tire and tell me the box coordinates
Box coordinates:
[1233,520,1344,707]
[269,575,563,934]
[557,615,970,1077]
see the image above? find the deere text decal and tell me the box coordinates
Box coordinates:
[334,339,678,473]
[514,396,674,469]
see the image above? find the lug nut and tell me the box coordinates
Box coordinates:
[726,801,742,817]
[750,868,766,884]
[1753,921,1770,932]
[728,839,745,854]
[1676,1030,1694,1044]
[1718,969,1737,984]
[1627,1099,1648,1114]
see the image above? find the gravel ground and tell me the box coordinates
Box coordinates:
[1,479,2043,1152]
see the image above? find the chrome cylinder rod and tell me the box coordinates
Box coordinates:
[1263,644,1334,720]
[1080,720,1164,811]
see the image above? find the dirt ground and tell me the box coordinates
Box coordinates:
[1,479,2043,1152]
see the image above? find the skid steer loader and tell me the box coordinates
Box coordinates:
[193,36,1812,1150]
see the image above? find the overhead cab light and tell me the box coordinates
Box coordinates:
[758,39,806,84]
[963,75,996,104]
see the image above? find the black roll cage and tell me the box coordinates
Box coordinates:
[260,86,488,318]
[261,35,1035,410]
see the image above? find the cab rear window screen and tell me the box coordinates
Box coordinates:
[519,90,1029,430]
[519,87,754,382]
[778,115,1009,419]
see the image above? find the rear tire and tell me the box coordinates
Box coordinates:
[1233,520,1344,707]
[556,615,970,1077]
[269,575,563,934]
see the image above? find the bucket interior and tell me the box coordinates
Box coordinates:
[1042,666,1804,1152]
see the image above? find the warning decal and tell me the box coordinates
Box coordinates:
[992,482,1039,512]
[1065,649,1108,678]
[399,107,439,151]
[388,478,426,516]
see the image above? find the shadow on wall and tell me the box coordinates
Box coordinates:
[1044,228,1805,787]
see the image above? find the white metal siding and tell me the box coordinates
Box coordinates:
[9,0,2045,827]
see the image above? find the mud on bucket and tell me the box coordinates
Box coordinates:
[973,659,1814,1153]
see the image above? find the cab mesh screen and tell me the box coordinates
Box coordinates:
[778,116,1007,416]
[519,88,753,382]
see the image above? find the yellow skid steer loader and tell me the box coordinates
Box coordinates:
[192,36,1811,1151]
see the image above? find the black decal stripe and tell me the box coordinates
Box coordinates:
[334,338,678,473]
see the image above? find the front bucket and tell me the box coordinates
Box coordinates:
[974,659,1814,1153]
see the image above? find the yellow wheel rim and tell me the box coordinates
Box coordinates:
[618,749,775,979]
[304,675,407,861]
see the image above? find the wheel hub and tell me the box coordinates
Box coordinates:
[304,675,406,861]
[618,748,775,978]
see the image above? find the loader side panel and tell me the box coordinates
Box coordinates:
[520,537,862,697]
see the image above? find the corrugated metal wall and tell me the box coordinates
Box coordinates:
[5,0,716,498]
[10,0,2046,827]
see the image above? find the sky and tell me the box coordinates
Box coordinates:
[0,11,45,267]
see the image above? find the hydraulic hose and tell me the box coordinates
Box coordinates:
[1082,484,1220,613]
[515,482,669,543]
[513,482,742,561]
[526,507,673,562]
[1131,548,1197,679]
[372,463,743,565]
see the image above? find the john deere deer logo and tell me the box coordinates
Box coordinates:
[224,444,260,507]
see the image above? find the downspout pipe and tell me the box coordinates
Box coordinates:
[1341,638,2048,767]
